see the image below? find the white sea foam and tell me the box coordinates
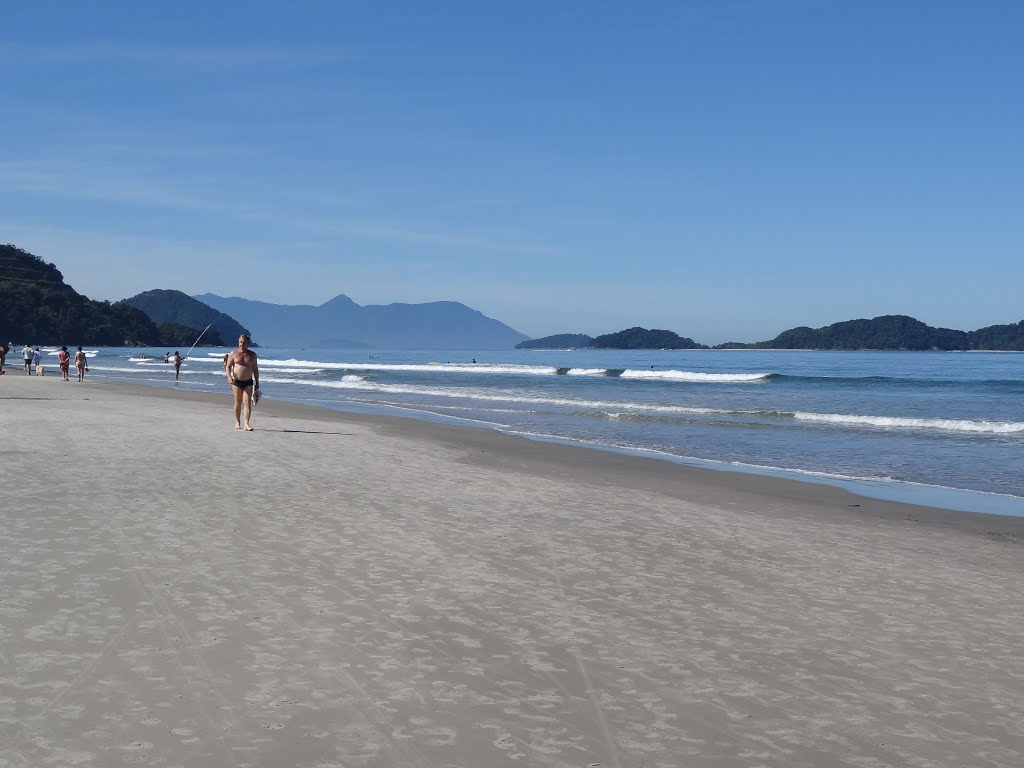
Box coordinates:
[258,376,727,415]
[794,411,1024,434]
[620,369,770,382]
[255,359,771,382]
[258,367,323,374]
[259,359,557,375]
[87,366,153,373]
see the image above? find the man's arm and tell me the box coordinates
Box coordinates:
[252,354,259,387]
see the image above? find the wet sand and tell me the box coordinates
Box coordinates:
[2,374,1022,767]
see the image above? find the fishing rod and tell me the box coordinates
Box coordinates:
[183,322,215,361]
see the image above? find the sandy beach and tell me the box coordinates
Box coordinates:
[2,374,1022,768]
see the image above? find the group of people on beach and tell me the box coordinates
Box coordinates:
[2,344,88,381]
[4,335,259,430]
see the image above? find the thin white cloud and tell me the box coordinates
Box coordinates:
[303,218,571,257]
[0,224,307,301]
[2,158,566,258]
[0,42,351,69]
[0,160,253,214]
[0,223,558,303]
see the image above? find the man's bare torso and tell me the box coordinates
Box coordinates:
[228,349,256,381]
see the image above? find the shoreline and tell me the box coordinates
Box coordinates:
[98,370,1024,523]
[96,377,1024,537]
[4,373,1023,766]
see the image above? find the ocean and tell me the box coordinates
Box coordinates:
[63,346,1024,517]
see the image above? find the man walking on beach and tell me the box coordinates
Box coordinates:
[22,344,32,374]
[225,335,259,431]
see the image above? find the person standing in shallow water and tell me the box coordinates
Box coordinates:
[173,351,183,381]
[225,335,259,431]
[74,346,88,382]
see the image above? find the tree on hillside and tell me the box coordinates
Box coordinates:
[589,327,707,350]
[1,243,160,344]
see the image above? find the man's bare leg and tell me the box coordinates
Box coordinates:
[243,390,253,431]
[233,386,244,428]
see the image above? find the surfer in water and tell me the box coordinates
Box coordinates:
[225,334,259,431]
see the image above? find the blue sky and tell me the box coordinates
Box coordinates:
[2,1,1021,343]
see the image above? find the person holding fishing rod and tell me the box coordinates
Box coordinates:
[170,322,216,382]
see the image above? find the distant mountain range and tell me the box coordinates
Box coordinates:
[121,290,249,346]
[521,316,1024,351]
[7,243,1024,352]
[193,293,529,349]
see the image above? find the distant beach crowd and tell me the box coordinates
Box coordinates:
[1,343,89,382]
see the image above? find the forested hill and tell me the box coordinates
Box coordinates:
[516,333,593,349]
[120,289,245,346]
[724,315,1024,351]
[590,327,708,350]
[0,244,160,345]
[536,316,1024,351]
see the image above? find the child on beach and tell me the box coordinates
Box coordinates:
[32,347,42,376]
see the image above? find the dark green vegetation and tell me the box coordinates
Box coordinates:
[722,315,1024,351]
[516,333,593,349]
[961,321,1024,352]
[1,244,160,345]
[156,322,224,347]
[589,327,708,350]
[560,315,1024,351]
[0,244,217,346]
[120,289,243,345]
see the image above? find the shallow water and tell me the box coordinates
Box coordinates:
[83,347,1024,516]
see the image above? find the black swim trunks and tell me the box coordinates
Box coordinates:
[231,378,254,390]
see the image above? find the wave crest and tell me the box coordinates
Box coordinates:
[795,412,1024,434]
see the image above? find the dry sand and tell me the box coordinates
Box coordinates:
[1,374,1022,768]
